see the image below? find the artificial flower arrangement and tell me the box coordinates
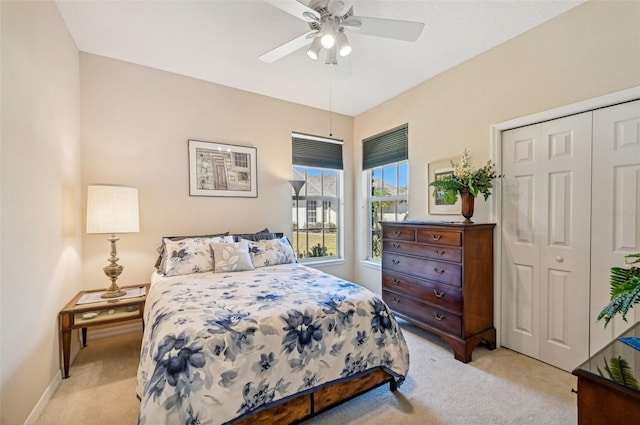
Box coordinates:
[429,149,500,204]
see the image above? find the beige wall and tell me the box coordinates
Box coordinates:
[353,0,640,292]
[0,2,82,424]
[80,54,354,288]
[2,0,640,423]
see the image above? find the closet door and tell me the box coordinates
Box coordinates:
[502,112,592,372]
[590,100,640,354]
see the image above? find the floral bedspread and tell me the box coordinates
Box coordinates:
[136,264,410,425]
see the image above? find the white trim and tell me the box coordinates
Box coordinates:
[494,86,640,131]
[299,258,345,267]
[490,85,640,350]
[24,371,61,425]
[360,259,381,270]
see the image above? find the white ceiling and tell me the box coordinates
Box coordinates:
[56,0,584,116]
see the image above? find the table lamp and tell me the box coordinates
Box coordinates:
[86,184,140,298]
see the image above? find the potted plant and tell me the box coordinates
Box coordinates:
[428,149,500,223]
[597,253,640,327]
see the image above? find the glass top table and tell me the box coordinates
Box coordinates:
[573,322,640,393]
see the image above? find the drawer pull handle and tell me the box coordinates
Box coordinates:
[433,312,445,321]
[392,259,400,264]
[392,278,401,285]
[433,290,444,298]
[434,249,445,256]
[433,268,445,274]
[392,243,401,249]
[392,231,401,237]
[392,297,401,304]
[430,234,442,241]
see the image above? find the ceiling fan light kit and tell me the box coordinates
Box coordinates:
[306,36,323,60]
[261,0,425,66]
[335,31,352,57]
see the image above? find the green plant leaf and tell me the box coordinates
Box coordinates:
[598,355,640,390]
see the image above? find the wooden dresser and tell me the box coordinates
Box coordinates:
[381,221,496,362]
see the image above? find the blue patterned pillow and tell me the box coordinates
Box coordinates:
[246,236,296,268]
[211,240,255,273]
[163,235,234,276]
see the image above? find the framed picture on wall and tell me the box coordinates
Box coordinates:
[188,139,257,197]
[428,156,461,214]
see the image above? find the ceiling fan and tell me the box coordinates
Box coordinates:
[260,0,425,65]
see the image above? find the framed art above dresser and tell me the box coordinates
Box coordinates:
[381,221,496,362]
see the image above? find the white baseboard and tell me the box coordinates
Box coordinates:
[23,370,61,425]
[24,323,140,424]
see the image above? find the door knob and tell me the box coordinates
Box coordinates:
[555,256,564,263]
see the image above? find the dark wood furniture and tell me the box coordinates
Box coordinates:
[572,322,640,425]
[232,368,396,424]
[381,221,496,362]
[58,283,149,378]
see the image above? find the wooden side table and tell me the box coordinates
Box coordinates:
[58,283,149,378]
[572,322,640,424]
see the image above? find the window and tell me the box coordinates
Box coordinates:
[307,200,317,224]
[363,124,409,260]
[292,132,343,262]
[233,152,248,168]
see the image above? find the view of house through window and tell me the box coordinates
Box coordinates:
[292,166,341,260]
[368,162,409,259]
[291,132,343,262]
[363,124,409,260]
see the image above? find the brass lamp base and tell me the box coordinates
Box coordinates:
[101,288,127,299]
[100,234,128,299]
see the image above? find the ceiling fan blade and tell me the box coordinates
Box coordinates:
[328,0,354,17]
[259,31,317,63]
[345,16,424,41]
[264,0,321,22]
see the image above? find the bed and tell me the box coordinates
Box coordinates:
[136,233,410,425]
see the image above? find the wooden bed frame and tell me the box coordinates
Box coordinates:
[231,368,397,424]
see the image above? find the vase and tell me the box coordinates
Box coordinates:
[459,188,475,223]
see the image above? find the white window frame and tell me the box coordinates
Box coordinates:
[366,160,409,261]
[292,166,343,263]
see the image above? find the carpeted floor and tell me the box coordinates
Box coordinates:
[35,322,577,425]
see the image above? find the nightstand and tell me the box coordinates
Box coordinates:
[58,283,149,378]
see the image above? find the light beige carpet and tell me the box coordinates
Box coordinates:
[35,322,577,425]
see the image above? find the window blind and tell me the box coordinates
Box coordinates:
[292,132,343,170]
[362,124,408,170]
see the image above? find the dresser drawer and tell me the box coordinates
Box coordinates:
[382,240,462,263]
[416,229,461,247]
[383,290,461,336]
[382,271,462,313]
[382,253,462,287]
[382,226,415,241]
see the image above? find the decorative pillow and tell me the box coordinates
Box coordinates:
[247,236,297,268]
[155,232,230,272]
[232,227,278,242]
[163,235,234,276]
[211,240,255,273]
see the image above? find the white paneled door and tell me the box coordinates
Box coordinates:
[590,100,640,354]
[502,112,592,372]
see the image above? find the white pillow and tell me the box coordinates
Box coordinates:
[163,235,234,276]
[247,236,296,268]
[211,240,255,273]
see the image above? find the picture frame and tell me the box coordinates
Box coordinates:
[188,139,257,197]
[428,156,461,214]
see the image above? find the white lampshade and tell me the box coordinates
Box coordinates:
[86,184,140,234]
[336,31,352,57]
[320,21,336,49]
